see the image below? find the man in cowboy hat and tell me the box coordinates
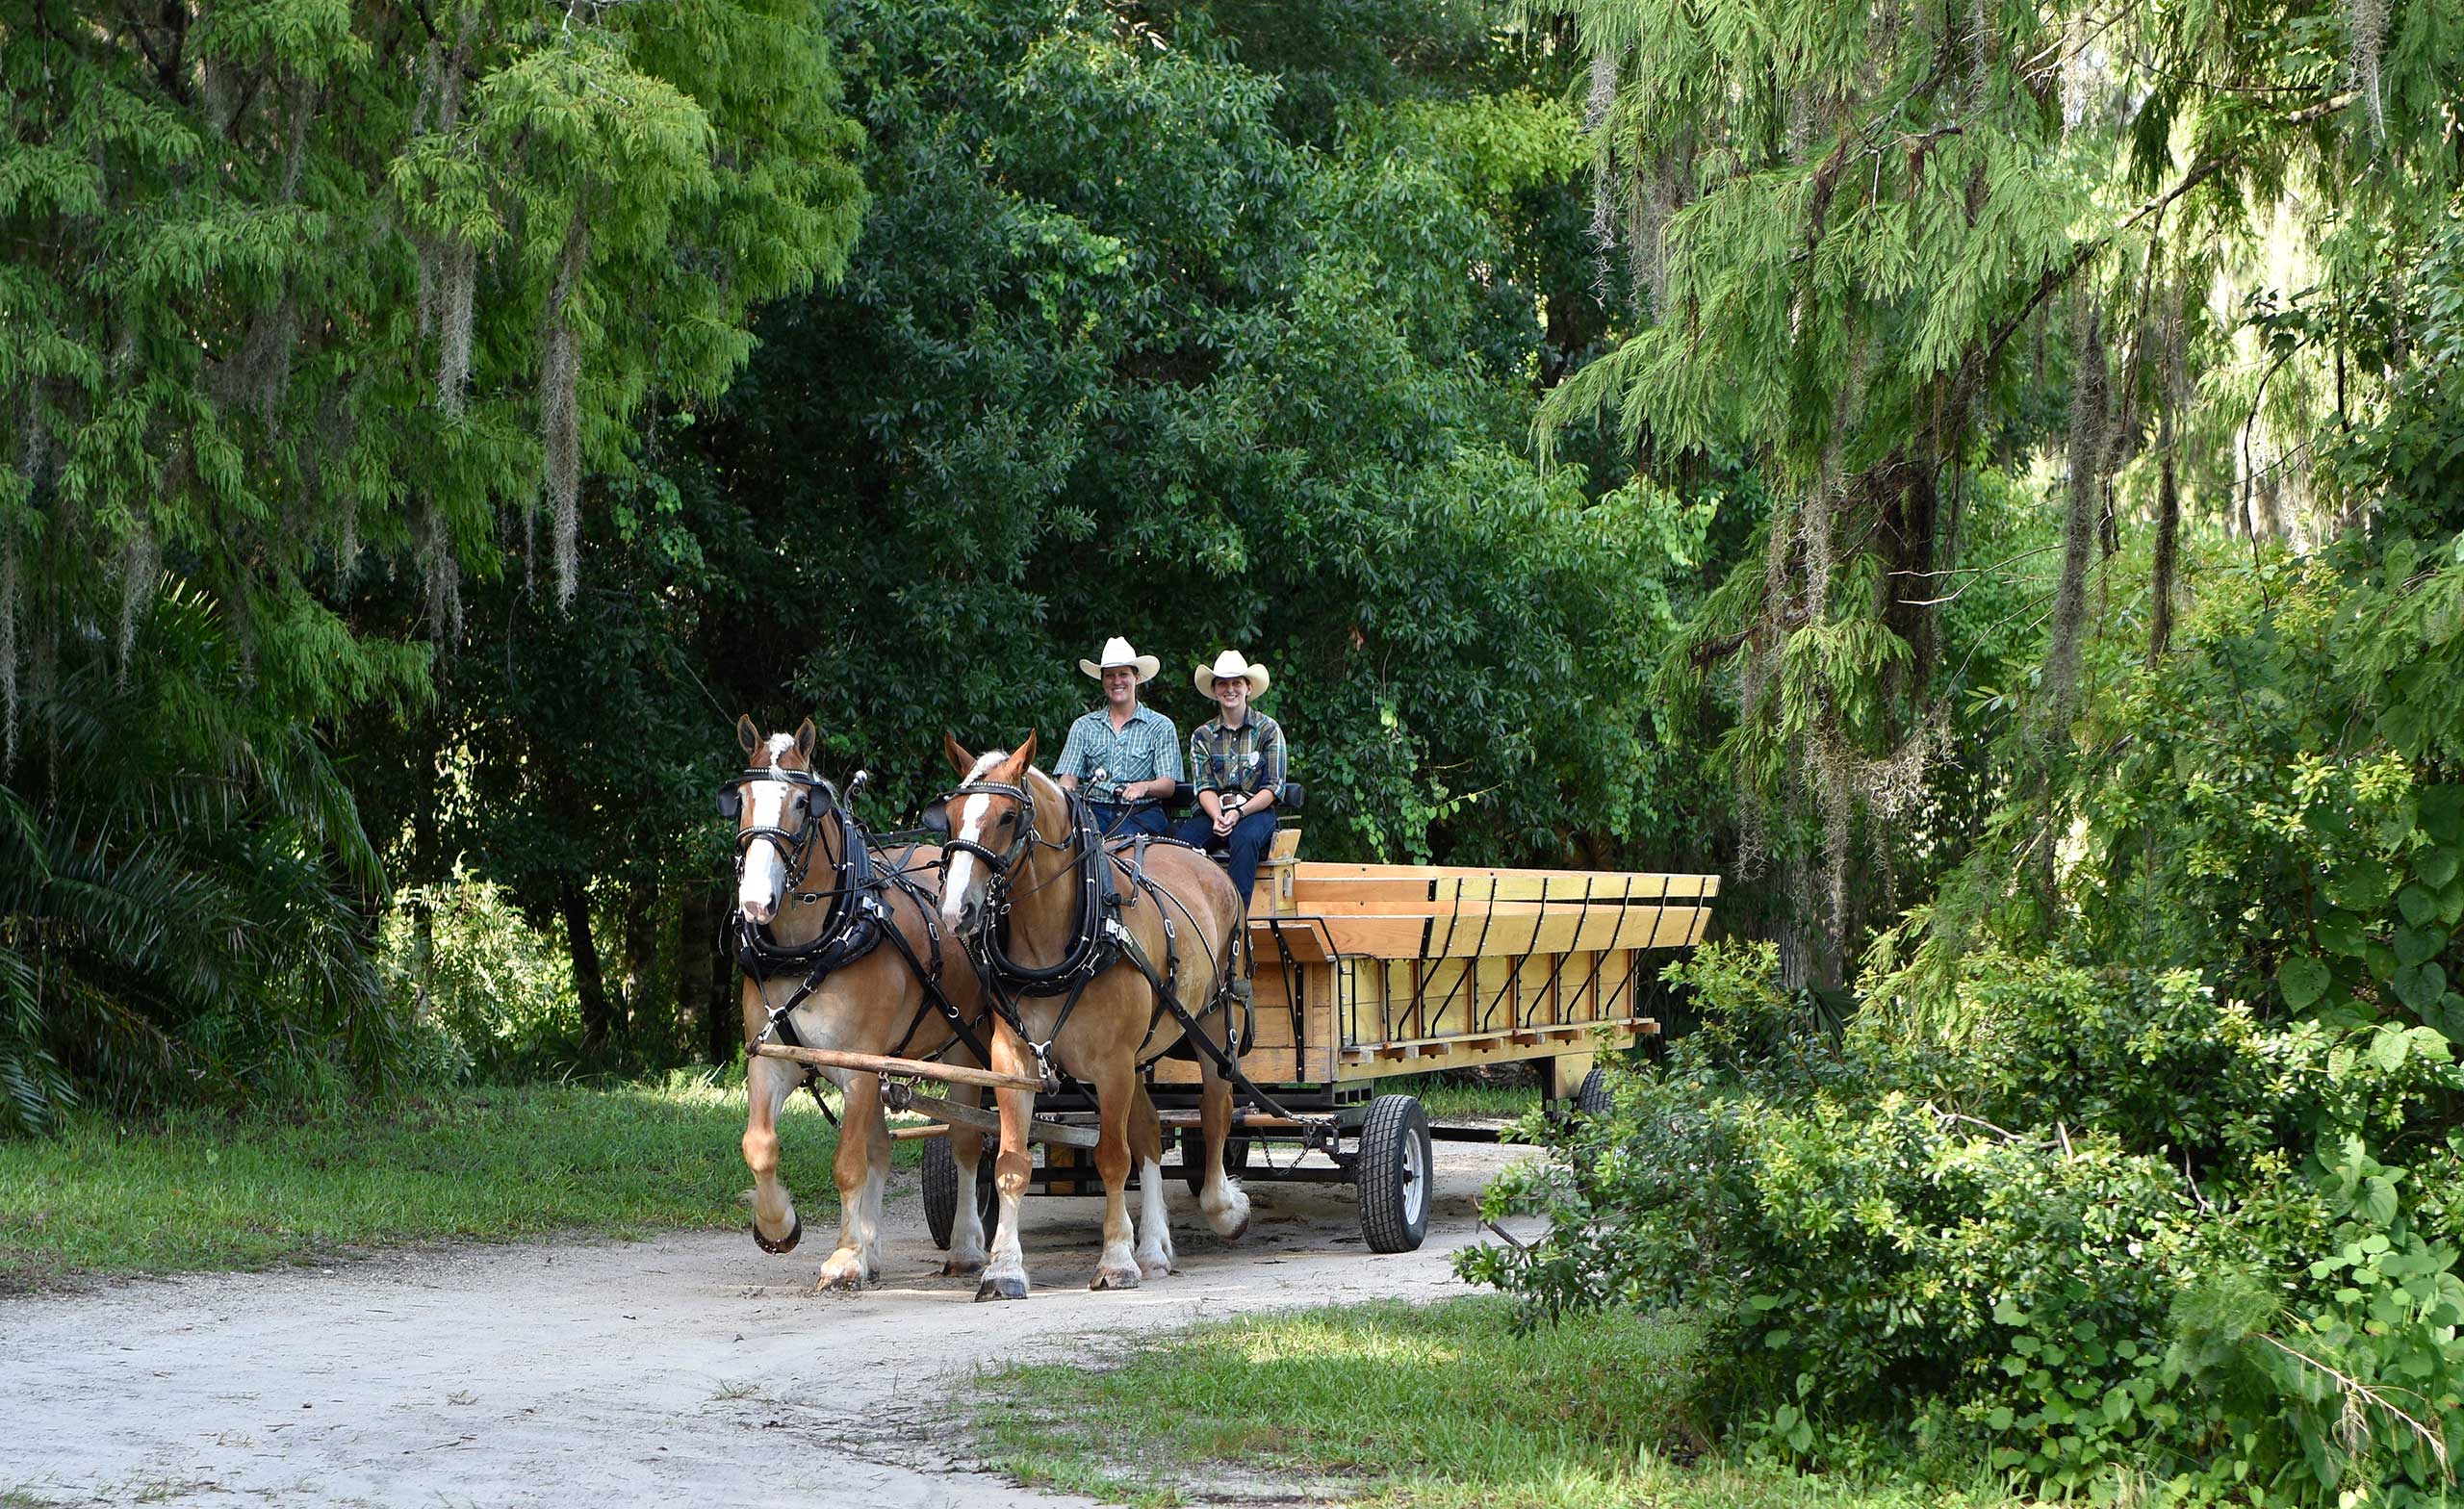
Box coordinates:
[1173,650,1287,905]
[1055,637,1184,837]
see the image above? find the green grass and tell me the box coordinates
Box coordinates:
[0,1078,881,1290]
[972,1296,2029,1509]
[1381,1073,1542,1121]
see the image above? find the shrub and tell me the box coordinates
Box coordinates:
[1464,940,2464,1502]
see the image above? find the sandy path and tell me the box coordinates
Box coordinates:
[1,1137,1526,1508]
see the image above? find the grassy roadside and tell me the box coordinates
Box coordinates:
[972,1296,2028,1509]
[0,1078,875,1292]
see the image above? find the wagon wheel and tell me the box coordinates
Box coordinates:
[1575,1065,1614,1119]
[1177,1127,1254,1195]
[920,1136,1000,1250]
[1357,1093,1431,1253]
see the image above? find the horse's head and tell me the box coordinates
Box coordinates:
[929,731,1041,939]
[724,714,836,927]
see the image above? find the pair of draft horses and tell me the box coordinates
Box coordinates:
[731,717,1252,1300]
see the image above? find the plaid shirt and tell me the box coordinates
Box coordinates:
[1054,703,1183,803]
[1190,712,1286,801]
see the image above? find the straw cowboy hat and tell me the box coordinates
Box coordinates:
[1078,636,1161,683]
[1194,650,1270,698]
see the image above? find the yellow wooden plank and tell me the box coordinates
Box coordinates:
[1295,862,1719,899]
[1333,1018,1658,1081]
[1250,914,1340,964]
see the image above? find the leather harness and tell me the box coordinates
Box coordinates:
[926,778,1247,1092]
[723,769,995,1117]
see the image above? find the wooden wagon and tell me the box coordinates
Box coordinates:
[918,821,1719,1253]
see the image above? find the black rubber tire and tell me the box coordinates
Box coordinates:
[1575,1065,1614,1119]
[1178,1128,1254,1194]
[920,1137,1000,1251]
[1357,1093,1432,1253]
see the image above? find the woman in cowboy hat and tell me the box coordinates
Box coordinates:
[1173,650,1287,904]
[1054,637,1184,837]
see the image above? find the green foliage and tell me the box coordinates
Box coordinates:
[1468,938,2464,1501]
[2,0,864,1113]
[679,0,1710,865]
[375,869,576,1081]
[0,588,407,1135]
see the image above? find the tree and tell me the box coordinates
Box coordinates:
[0,0,865,1121]
[1535,0,2464,982]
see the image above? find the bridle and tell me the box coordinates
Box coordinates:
[720,766,840,899]
[922,775,1091,916]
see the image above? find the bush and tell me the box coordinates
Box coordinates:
[1464,940,2464,1502]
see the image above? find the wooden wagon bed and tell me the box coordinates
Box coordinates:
[1148,842,1719,1098]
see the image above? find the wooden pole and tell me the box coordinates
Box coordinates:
[751,1042,1041,1093]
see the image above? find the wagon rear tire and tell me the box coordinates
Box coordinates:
[921,1137,999,1250]
[1575,1065,1614,1119]
[1357,1094,1431,1253]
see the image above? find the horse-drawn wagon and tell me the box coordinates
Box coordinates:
[915,805,1720,1254]
[726,722,1717,1295]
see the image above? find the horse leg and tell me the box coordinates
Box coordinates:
[975,1026,1036,1303]
[944,1084,990,1277]
[741,1050,804,1255]
[815,1071,887,1291]
[1129,1082,1174,1279]
[1195,1049,1251,1241]
[1088,1053,1143,1291]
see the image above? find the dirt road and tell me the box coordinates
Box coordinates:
[2,1138,1526,1508]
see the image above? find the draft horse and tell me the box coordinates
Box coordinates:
[727,715,1004,1290]
[932,733,1252,1300]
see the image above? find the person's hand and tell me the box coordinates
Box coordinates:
[1215,796,1243,836]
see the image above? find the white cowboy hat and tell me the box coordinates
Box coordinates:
[1078,636,1161,683]
[1194,650,1270,698]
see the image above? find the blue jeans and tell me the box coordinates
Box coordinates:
[1088,802,1168,840]
[1172,808,1278,903]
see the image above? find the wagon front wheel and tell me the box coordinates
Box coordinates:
[920,1136,999,1250]
[1357,1093,1431,1253]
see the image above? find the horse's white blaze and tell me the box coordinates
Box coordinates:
[938,750,1007,925]
[736,735,803,920]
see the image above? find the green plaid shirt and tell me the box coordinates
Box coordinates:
[1190,713,1287,800]
[1054,703,1183,803]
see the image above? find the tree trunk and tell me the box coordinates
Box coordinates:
[1883,459,1941,687]
[703,882,738,1064]
[2148,436,2180,668]
[558,879,617,1053]
[678,885,716,1063]
[2041,302,2107,746]
[621,881,657,1045]
[410,746,440,1020]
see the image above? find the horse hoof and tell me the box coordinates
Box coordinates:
[975,1273,1029,1302]
[943,1257,987,1278]
[814,1264,864,1294]
[1091,1264,1142,1292]
[1138,1257,1172,1280]
[754,1216,802,1255]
